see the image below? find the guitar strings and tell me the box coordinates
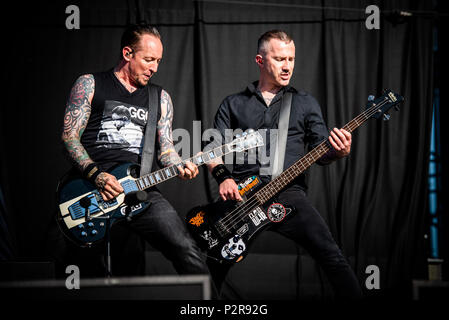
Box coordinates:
[216,140,330,232]
[218,98,391,230]
[216,98,392,234]
[219,100,389,229]
[137,135,255,188]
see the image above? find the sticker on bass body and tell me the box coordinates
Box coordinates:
[238,175,262,197]
[267,203,288,223]
[249,207,267,226]
[221,235,246,260]
[188,210,205,227]
[200,230,218,249]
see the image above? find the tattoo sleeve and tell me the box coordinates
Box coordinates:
[61,74,95,172]
[157,90,182,167]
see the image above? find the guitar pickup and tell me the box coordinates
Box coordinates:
[215,219,229,237]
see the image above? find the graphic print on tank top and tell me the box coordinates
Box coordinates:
[96,100,148,155]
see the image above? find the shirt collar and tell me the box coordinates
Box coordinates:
[247,81,296,94]
[247,81,296,104]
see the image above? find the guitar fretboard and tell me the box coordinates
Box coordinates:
[134,144,232,190]
[253,96,392,204]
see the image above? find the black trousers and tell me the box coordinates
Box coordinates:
[208,186,363,300]
[126,189,209,275]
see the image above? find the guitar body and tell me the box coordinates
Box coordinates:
[57,162,146,247]
[56,130,265,247]
[185,175,294,264]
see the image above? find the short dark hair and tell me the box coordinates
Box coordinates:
[257,30,292,54]
[120,24,161,55]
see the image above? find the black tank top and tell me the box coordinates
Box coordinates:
[81,69,161,168]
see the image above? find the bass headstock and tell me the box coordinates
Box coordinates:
[367,89,404,121]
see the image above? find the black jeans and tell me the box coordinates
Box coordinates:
[126,189,209,275]
[208,186,363,300]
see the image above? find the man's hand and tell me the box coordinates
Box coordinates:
[329,128,352,158]
[219,178,243,202]
[177,161,199,180]
[95,172,124,201]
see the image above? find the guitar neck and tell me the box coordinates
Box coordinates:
[254,100,387,204]
[134,143,231,191]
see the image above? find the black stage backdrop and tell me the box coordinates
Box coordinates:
[0,0,440,299]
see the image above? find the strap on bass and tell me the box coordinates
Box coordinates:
[271,92,292,180]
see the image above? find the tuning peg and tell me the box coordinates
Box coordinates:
[247,129,255,134]
[242,132,247,137]
[235,133,241,138]
[383,114,390,121]
[367,95,375,102]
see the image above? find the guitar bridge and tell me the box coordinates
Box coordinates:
[68,192,118,220]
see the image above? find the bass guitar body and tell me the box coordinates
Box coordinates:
[185,175,294,264]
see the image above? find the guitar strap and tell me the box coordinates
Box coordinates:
[139,84,159,177]
[271,91,292,180]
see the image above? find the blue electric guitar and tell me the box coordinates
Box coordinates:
[57,130,263,247]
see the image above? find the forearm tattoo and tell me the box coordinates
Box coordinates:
[157,90,182,167]
[62,74,95,171]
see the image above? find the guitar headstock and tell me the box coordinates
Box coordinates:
[229,129,264,153]
[367,89,404,121]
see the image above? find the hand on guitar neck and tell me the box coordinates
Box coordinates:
[328,127,352,159]
[177,160,199,180]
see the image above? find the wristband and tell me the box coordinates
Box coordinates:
[83,163,103,184]
[211,164,233,185]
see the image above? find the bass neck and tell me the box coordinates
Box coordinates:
[252,94,399,204]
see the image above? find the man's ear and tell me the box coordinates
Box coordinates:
[123,46,134,61]
[255,54,263,66]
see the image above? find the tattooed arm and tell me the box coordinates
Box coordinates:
[61,74,123,200]
[157,90,198,180]
[62,74,95,171]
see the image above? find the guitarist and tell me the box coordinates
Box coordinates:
[206,30,363,299]
[61,24,209,276]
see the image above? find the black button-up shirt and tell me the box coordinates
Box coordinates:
[213,82,330,190]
